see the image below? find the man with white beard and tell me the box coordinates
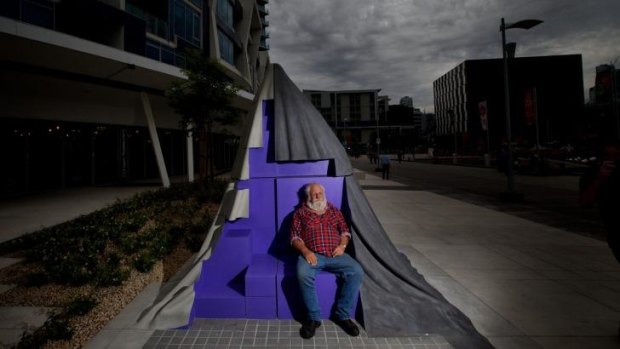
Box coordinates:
[290,183,364,339]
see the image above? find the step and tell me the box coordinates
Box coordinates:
[245,254,278,297]
[193,283,246,318]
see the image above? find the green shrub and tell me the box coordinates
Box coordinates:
[119,234,140,254]
[95,254,128,286]
[32,237,102,285]
[184,234,204,252]
[0,179,225,289]
[133,252,157,273]
[168,226,185,241]
[95,266,128,286]
[66,295,98,316]
[25,272,49,287]
[148,231,175,258]
[44,315,73,340]
[17,314,73,348]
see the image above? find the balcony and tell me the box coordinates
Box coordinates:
[126,3,170,40]
[258,4,269,15]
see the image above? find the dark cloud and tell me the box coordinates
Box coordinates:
[268,0,620,111]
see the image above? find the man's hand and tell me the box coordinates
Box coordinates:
[332,245,346,257]
[303,251,318,266]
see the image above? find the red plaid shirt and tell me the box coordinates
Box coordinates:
[290,202,351,256]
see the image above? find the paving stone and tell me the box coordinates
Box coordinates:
[0,258,22,269]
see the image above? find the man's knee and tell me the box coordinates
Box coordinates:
[341,257,363,280]
[350,260,364,279]
[297,259,316,284]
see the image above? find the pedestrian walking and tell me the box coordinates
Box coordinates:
[380,154,391,180]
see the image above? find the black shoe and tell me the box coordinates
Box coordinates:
[333,318,360,337]
[300,320,321,339]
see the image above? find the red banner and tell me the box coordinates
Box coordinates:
[524,88,537,127]
[478,101,488,131]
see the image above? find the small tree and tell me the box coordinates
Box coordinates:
[167,49,239,182]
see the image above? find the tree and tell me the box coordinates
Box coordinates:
[167,49,239,182]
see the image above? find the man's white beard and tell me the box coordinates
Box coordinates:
[307,198,327,211]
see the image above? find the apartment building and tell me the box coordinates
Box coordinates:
[0,0,270,196]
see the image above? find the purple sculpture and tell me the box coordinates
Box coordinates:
[191,100,358,320]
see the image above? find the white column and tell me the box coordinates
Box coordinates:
[187,125,195,182]
[140,92,171,188]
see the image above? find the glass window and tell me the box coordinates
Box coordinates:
[173,1,201,46]
[370,93,376,120]
[189,0,203,9]
[217,0,234,29]
[22,0,54,29]
[192,12,201,41]
[174,2,185,37]
[145,41,161,60]
[161,47,175,65]
[350,94,361,121]
[218,31,234,65]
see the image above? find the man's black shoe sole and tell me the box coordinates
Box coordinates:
[300,321,321,339]
[333,319,360,337]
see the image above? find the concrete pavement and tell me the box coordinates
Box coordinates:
[1,170,619,348]
[0,186,157,244]
[363,179,619,348]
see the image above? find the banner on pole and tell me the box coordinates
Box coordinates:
[524,88,537,126]
[478,100,488,131]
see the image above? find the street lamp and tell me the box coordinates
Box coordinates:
[500,17,543,200]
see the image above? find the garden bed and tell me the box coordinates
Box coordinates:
[0,180,226,348]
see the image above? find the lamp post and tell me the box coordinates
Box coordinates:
[500,17,542,200]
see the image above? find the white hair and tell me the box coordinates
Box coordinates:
[304,183,326,198]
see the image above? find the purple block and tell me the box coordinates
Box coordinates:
[276,160,330,177]
[242,179,277,253]
[196,228,251,286]
[246,297,277,319]
[249,134,278,178]
[193,286,246,318]
[223,179,277,254]
[245,254,278,297]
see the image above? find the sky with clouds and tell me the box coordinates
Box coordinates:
[267,0,620,112]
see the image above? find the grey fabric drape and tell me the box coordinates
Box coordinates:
[273,64,493,349]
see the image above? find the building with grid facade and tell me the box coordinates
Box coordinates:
[303,89,384,148]
[433,55,584,153]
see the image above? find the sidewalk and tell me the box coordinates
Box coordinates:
[0,186,157,244]
[1,173,619,348]
[361,175,619,348]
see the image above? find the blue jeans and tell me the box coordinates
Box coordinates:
[296,253,364,321]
